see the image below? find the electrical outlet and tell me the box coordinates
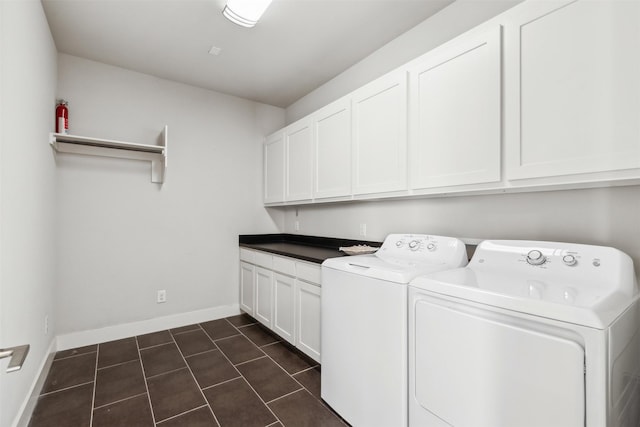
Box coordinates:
[44,315,49,335]
[294,220,300,231]
[359,223,367,237]
[157,290,167,303]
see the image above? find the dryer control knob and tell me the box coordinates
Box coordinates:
[562,254,577,266]
[408,240,420,251]
[526,250,546,266]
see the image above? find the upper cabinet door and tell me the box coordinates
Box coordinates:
[285,119,313,202]
[505,0,640,180]
[352,71,408,195]
[313,98,352,199]
[264,131,285,204]
[409,26,502,190]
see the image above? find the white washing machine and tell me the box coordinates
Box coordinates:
[321,234,468,427]
[409,240,640,427]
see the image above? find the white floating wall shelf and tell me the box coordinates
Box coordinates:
[50,126,168,184]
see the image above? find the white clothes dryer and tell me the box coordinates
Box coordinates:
[408,240,640,427]
[322,234,468,427]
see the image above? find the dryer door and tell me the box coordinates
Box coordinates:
[412,296,585,427]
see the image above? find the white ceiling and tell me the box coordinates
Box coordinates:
[42,0,454,108]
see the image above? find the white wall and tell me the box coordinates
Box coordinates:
[284,186,640,276]
[285,0,522,123]
[55,54,285,335]
[0,1,58,426]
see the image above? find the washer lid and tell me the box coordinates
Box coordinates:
[323,254,456,284]
[410,240,639,329]
[322,234,468,284]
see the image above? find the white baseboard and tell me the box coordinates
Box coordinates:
[56,304,241,351]
[14,337,57,427]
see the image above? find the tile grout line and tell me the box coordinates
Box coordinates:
[92,391,148,410]
[135,336,158,426]
[170,324,203,336]
[171,325,222,427]
[97,357,141,371]
[200,374,243,392]
[265,388,305,405]
[210,332,243,343]
[39,380,95,397]
[200,321,243,346]
[155,403,209,425]
[89,346,99,427]
[293,364,320,375]
[145,365,191,381]
[261,346,317,378]
[234,354,268,367]
[138,339,176,352]
[211,331,285,427]
[52,350,97,362]
[180,344,223,360]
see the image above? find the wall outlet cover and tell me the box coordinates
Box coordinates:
[157,290,167,303]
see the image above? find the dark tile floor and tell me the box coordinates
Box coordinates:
[28,314,347,427]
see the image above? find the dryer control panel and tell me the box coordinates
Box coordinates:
[469,240,638,304]
[376,234,467,266]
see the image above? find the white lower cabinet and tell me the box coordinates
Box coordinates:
[273,273,296,345]
[295,279,321,363]
[255,266,273,328]
[239,261,255,315]
[239,248,322,362]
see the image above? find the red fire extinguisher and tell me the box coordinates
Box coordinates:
[55,100,69,134]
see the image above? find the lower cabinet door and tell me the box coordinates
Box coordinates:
[295,280,321,362]
[255,267,273,328]
[239,261,255,316]
[273,273,296,344]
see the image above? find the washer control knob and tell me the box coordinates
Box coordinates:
[395,240,404,248]
[562,254,577,266]
[526,250,546,266]
[408,240,420,251]
[426,243,436,251]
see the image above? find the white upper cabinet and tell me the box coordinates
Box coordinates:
[505,0,640,181]
[409,26,502,191]
[264,131,285,204]
[313,98,352,199]
[352,71,408,196]
[285,118,313,202]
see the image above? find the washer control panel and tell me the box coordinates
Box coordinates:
[526,249,546,266]
[384,235,436,254]
[377,234,467,265]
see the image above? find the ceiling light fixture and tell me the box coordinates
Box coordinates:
[222,0,272,28]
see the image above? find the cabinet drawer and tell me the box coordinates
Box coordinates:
[273,255,296,276]
[296,261,321,285]
[254,251,273,269]
[239,248,255,263]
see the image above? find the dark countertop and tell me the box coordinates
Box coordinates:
[239,234,382,264]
